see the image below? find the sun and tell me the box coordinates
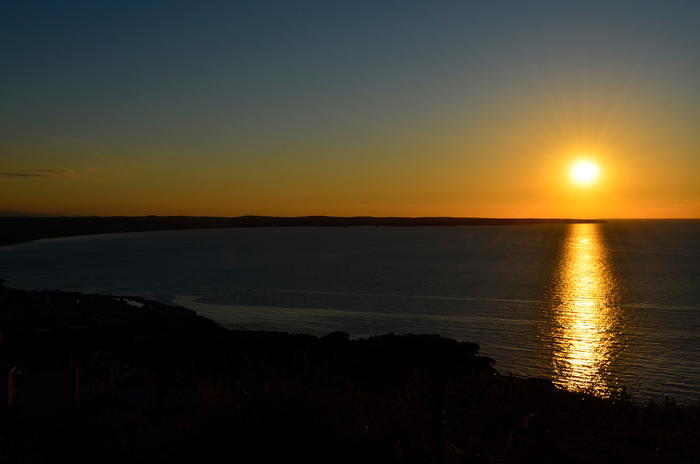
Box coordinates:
[571,160,600,184]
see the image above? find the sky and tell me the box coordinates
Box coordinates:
[1,1,699,218]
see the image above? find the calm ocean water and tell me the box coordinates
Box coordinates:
[1,220,699,402]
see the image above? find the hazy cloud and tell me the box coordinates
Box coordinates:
[674,200,700,208]
[1,172,52,177]
[37,169,72,174]
[1,169,76,178]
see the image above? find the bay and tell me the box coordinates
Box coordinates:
[1,220,698,403]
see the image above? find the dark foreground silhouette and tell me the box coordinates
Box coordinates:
[0,282,697,464]
[0,215,605,247]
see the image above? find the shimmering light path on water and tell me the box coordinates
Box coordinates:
[542,224,626,396]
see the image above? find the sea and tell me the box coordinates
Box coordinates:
[1,220,699,403]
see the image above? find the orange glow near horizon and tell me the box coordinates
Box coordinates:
[2,84,699,219]
[3,4,700,219]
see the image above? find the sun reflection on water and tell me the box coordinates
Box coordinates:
[544,223,625,396]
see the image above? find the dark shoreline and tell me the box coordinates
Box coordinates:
[1,282,699,463]
[0,215,606,247]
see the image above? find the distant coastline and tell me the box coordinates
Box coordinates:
[0,215,606,247]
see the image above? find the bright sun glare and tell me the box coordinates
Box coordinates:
[571,161,600,184]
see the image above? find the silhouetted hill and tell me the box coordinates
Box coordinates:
[1,283,698,463]
[0,210,60,218]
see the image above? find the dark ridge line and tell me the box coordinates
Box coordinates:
[0,215,606,247]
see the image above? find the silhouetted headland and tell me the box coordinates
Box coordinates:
[0,215,606,247]
[0,281,697,463]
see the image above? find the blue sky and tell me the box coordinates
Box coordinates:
[2,1,699,217]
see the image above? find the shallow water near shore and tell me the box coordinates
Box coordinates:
[1,220,699,403]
